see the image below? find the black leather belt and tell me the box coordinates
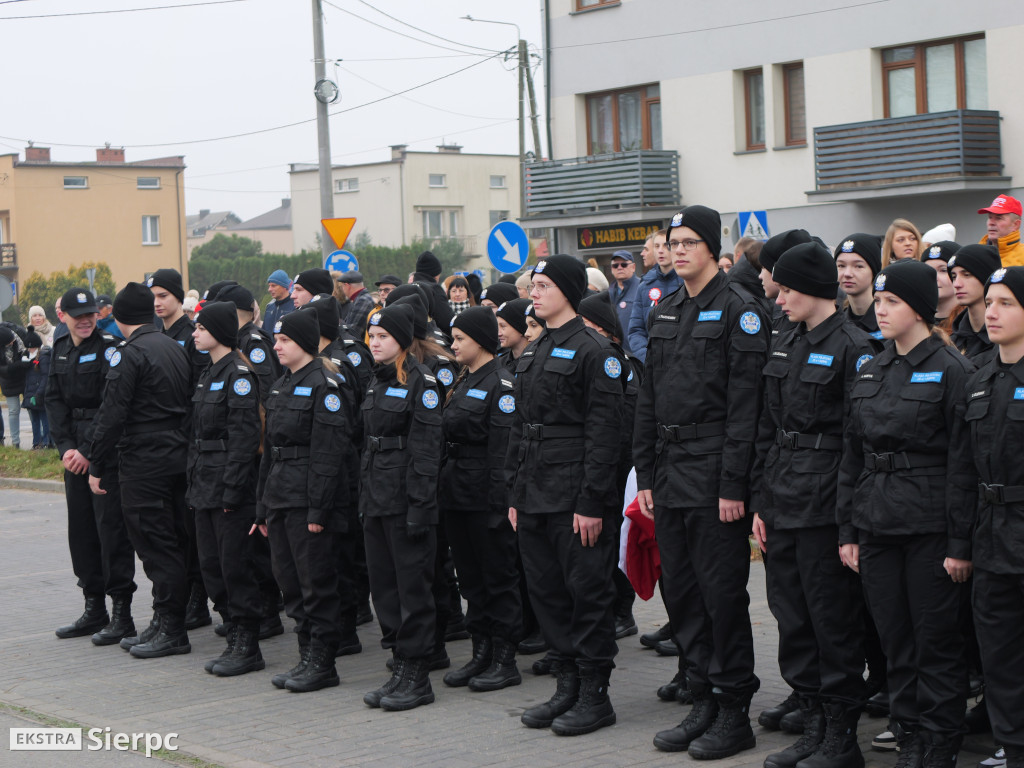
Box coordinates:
[522,424,584,440]
[125,418,181,435]
[979,483,1024,504]
[195,439,227,453]
[71,407,99,420]
[366,436,405,452]
[270,446,311,460]
[658,421,725,442]
[863,452,946,472]
[776,429,843,452]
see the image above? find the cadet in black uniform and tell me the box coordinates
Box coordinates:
[967,267,1024,768]
[47,289,137,645]
[834,234,885,347]
[255,310,351,692]
[439,307,522,692]
[759,230,812,336]
[187,302,265,677]
[507,254,623,737]
[841,260,975,767]
[496,298,532,373]
[87,282,192,659]
[948,244,1001,361]
[634,206,768,759]
[360,303,444,712]
[217,284,281,400]
[524,303,546,342]
[750,244,875,768]
[290,268,334,309]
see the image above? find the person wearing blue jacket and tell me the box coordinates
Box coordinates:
[627,229,684,362]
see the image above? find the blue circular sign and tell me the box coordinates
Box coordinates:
[325,250,359,273]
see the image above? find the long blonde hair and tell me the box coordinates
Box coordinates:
[882,218,923,267]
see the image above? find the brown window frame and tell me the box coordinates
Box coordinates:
[782,62,806,147]
[743,68,766,150]
[574,0,618,10]
[585,84,660,155]
[881,33,985,117]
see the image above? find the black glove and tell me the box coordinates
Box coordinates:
[406,522,430,540]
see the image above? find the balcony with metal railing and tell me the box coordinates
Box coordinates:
[0,243,15,270]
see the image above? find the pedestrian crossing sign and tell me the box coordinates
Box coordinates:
[738,211,770,241]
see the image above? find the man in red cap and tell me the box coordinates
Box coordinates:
[978,194,1024,267]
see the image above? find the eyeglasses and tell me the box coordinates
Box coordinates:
[668,239,705,251]
[530,282,553,294]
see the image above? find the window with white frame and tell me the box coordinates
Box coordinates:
[489,175,506,189]
[63,176,88,189]
[423,211,443,238]
[137,177,161,189]
[428,174,447,188]
[489,210,510,228]
[336,178,359,193]
[142,215,160,245]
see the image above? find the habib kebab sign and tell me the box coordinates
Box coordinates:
[577,221,662,251]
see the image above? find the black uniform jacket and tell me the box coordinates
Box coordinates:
[440,358,515,522]
[162,313,210,386]
[238,321,281,403]
[46,328,120,462]
[950,310,994,362]
[506,316,623,517]
[359,358,444,527]
[844,304,885,350]
[88,325,190,479]
[186,353,261,511]
[752,311,876,530]
[841,335,976,557]
[633,270,770,506]
[965,356,1024,574]
[257,357,353,529]
[337,327,373,396]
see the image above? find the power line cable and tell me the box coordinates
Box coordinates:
[348,0,500,53]
[0,0,249,20]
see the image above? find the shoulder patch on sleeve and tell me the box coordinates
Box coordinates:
[499,377,514,390]
[739,311,762,335]
[498,394,516,413]
[603,356,622,379]
[437,368,454,387]
[324,393,342,412]
[249,347,266,364]
[324,372,339,388]
[233,378,252,396]
[108,350,122,367]
[424,373,437,385]
[422,390,439,409]
[856,354,873,372]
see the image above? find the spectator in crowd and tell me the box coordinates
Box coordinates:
[0,326,28,447]
[882,218,923,266]
[337,271,375,336]
[263,269,295,331]
[640,234,656,271]
[95,295,123,339]
[586,267,609,292]
[374,275,401,306]
[52,297,69,345]
[627,229,684,363]
[608,250,640,355]
[182,296,199,321]
[29,305,55,348]
[412,251,454,331]
[977,194,1024,268]
[21,330,52,449]
[515,272,532,299]
[446,276,475,317]
[922,223,956,248]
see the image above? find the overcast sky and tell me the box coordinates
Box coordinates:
[0,0,544,220]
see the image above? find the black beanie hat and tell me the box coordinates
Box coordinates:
[389,295,429,339]
[113,282,157,325]
[23,330,42,349]
[480,282,518,306]
[194,301,238,349]
[763,229,814,273]
[834,233,883,276]
[0,327,14,346]
[60,287,98,318]
[948,243,1001,282]
[218,284,256,312]
[370,303,415,350]
[772,243,839,300]
[532,254,587,311]
[873,260,938,324]
[579,291,623,340]
[386,283,429,310]
[986,266,1024,308]
[496,298,530,335]
[667,205,722,261]
[922,240,961,264]
[148,268,184,303]
[525,302,546,328]
[301,293,340,341]
[465,273,483,303]
[294,268,333,296]
[415,250,442,278]
[276,307,320,356]
[451,306,499,353]
[203,280,237,301]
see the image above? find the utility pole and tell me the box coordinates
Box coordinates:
[312,0,333,262]
[524,47,543,159]
[517,38,526,223]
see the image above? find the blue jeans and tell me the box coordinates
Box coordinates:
[28,407,49,447]
[5,395,20,447]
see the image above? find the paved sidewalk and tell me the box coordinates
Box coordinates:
[0,489,994,767]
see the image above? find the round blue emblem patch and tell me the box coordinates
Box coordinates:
[233,378,252,396]
[498,394,515,413]
[108,350,121,367]
[604,356,622,379]
[347,351,362,367]
[324,393,341,412]
[249,347,266,364]
[104,346,116,361]
[856,354,873,372]
[422,390,439,409]
[740,312,761,335]
[437,368,454,387]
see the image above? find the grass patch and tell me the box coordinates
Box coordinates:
[0,445,64,480]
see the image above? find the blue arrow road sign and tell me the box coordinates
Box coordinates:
[487,221,529,274]
[325,249,359,273]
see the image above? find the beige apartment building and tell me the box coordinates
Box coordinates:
[0,146,187,295]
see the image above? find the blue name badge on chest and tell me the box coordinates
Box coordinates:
[176,340,185,347]
[550,348,576,360]
[210,381,224,391]
[697,310,722,322]
[910,371,943,384]
[78,353,97,363]
[870,331,884,340]
[293,386,312,397]
[807,353,834,367]
[385,387,408,399]
[466,388,487,400]
[1015,388,1024,400]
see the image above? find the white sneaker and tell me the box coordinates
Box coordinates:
[979,748,1006,768]
[871,730,897,752]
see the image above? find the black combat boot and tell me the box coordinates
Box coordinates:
[550,666,616,736]
[658,670,687,701]
[129,613,191,658]
[272,643,311,689]
[445,585,470,642]
[364,654,404,707]
[893,721,925,768]
[335,610,362,658]
[920,731,961,768]
[56,594,108,639]
[640,621,672,649]
[214,611,234,638]
[213,622,265,677]
[469,638,521,692]
[517,629,547,655]
[653,685,719,752]
[120,614,159,651]
[865,687,890,718]
[687,689,756,760]
[205,625,238,673]
[613,593,638,640]
[764,699,825,768]
[781,706,808,734]
[532,651,556,676]
[380,656,435,711]
[795,702,863,768]
[258,591,284,639]
[91,595,135,646]
[521,661,580,728]
[284,645,339,692]
[184,583,211,630]
[655,639,681,656]
[760,691,802,730]
[444,636,492,687]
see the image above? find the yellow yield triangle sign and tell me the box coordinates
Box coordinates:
[321,218,356,249]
